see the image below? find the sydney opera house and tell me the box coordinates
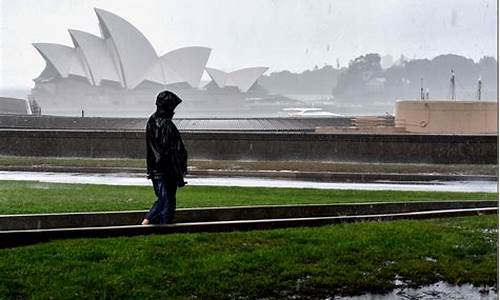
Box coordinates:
[30,8,302,117]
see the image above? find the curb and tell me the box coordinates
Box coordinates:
[1,200,497,230]
[1,207,497,249]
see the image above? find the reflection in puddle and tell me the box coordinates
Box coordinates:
[333,281,497,300]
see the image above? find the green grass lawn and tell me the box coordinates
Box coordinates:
[0,156,145,168]
[0,215,496,299]
[0,180,496,214]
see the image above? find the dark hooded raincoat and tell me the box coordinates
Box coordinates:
[146,91,188,187]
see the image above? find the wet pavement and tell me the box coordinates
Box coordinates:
[0,171,496,192]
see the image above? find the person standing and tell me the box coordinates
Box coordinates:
[142,91,187,225]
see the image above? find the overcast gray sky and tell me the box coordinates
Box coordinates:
[0,0,497,89]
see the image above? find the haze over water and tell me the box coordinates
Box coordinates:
[0,0,496,117]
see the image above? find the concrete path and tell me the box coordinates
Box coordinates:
[0,171,496,192]
[0,165,496,182]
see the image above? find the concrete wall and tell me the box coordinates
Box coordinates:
[0,129,496,163]
[395,100,498,134]
[0,97,29,115]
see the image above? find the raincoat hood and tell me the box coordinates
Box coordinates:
[155,90,182,112]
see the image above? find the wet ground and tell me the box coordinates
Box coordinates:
[0,171,496,192]
[333,281,497,300]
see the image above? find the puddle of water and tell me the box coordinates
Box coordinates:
[333,281,497,300]
[0,171,496,192]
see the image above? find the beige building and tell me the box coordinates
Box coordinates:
[395,100,498,134]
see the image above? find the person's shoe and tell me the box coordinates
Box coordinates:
[141,219,150,225]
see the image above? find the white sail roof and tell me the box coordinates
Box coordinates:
[33,43,90,81]
[33,8,212,91]
[205,68,228,88]
[205,67,268,92]
[143,60,184,86]
[94,8,158,89]
[159,47,211,88]
[68,29,122,86]
[142,47,211,88]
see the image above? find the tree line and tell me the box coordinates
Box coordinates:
[259,53,497,102]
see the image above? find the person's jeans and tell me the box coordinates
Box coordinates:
[145,179,177,224]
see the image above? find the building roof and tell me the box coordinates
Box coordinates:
[159,47,211,88]
[68,29,121,86]
[0,116,353,131]
[33,43,90,82]
[34,8,212,90]
[94,8,158,89]
[205,67,269,92]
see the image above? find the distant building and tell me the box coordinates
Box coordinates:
[381,54,393,69]
[30,8,280,117]
[34,9,211,90]
[0,97,30,115]
[366,77,386,93]
[205,67,269,93]
[395,100,497,134]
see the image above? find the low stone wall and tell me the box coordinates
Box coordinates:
[2,201,496,230]
[0,129,496,163]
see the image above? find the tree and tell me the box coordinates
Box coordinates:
[333,53,382,97]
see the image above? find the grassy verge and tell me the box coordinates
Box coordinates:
[0,156,145,168]
[0,215,496,299]
[0,155,497,175]
[0,180,496,214]
[190,160,498,175]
